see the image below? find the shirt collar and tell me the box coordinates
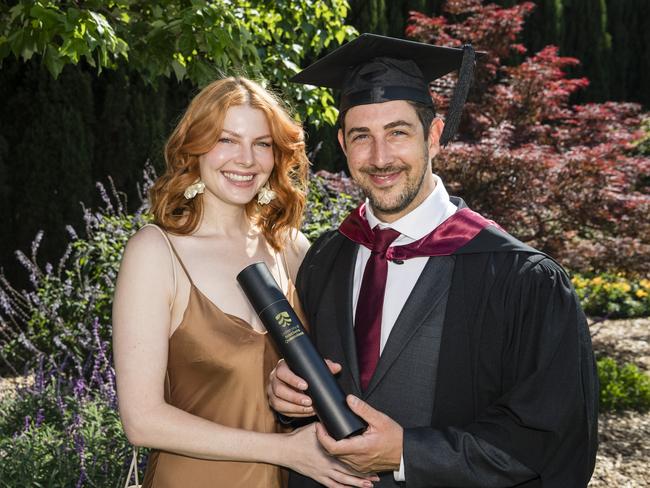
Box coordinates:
[365,174,457,242]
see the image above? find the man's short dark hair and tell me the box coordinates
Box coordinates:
[338,101,436,144]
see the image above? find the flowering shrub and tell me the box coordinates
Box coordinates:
[0,173,153,486]
[597,357,650,412]
[0,175,152,374]
[0,371,135,486]
[572,274,650,319]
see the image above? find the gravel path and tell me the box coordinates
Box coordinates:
[589,318,650,487]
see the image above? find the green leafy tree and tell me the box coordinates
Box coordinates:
[0,0,356,127]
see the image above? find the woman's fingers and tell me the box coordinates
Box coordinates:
[268,359,315,416]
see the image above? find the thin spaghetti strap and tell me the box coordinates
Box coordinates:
[141,224,193,310]
[142,224,195,287]
[141,223,178,310]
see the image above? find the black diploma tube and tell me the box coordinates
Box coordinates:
[237,261,367,440]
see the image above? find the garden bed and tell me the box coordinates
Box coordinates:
[589,317,650,487]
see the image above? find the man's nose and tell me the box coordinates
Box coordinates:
[371,138,392,168]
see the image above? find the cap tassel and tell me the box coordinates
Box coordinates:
[439,44,476,146]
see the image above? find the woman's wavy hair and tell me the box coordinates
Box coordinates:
[149,77,309,251]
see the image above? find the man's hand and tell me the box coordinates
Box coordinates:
[268,358,342,417]
[316,395,403,473]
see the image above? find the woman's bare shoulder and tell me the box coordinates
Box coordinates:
[120,224,175,276]
[283,229,311,282]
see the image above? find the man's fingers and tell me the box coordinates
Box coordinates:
[346,394,382,424]
[274,359,308,390]
[315,422,355,455]
[324,358,342,375]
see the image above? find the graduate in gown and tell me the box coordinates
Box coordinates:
[269,34,598,487]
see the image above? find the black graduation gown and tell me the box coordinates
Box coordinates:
[294,214,598,487]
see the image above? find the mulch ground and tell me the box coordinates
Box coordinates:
[589,318,650,487]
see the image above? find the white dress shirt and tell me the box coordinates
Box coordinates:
[351,173,457,481]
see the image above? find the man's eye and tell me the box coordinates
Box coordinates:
[391,130,407,136]
[352,134,368,142]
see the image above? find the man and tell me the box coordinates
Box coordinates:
[269,34,598,487]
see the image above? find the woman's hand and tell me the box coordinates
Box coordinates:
[286,423,380,488]
[268,358,342,417]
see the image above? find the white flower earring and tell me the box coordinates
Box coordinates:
[257,182,277,205]
[183,178,205,199]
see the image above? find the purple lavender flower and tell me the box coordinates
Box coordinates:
[73,378,86,399]
[35,408,45,427]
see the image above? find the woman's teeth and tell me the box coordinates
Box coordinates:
[223,172,254,182]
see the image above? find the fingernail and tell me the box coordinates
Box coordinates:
[301,398,311,406]
[298,381,307,389]
[348,395,358,406]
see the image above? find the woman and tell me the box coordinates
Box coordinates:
[112,77,376,488]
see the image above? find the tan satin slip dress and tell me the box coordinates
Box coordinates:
[141,227,295,488]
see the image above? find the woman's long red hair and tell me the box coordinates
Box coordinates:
[149,77,309,250]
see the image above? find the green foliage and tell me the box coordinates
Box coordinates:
[597,357,650,412]
[0,379,135,487]
[302,172,361,242]
[0,0,356,128]
[572,273,650,318]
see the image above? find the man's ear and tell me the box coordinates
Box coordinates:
[337,128,347,156]
[428,118,445,159]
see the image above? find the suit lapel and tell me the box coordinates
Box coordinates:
[364,255,455,398]
[331,238,362,395]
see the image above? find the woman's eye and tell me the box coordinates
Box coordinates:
[218,137,234,144]
[256,141,272,148]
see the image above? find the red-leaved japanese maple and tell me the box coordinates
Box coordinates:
[405,0,650,273]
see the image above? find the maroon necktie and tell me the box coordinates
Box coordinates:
[355,226,401,391]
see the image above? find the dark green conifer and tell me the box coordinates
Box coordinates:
[559,0,611,101]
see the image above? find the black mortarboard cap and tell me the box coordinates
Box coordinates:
[291,33,478,145]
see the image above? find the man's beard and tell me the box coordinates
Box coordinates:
[358,148,430,216]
